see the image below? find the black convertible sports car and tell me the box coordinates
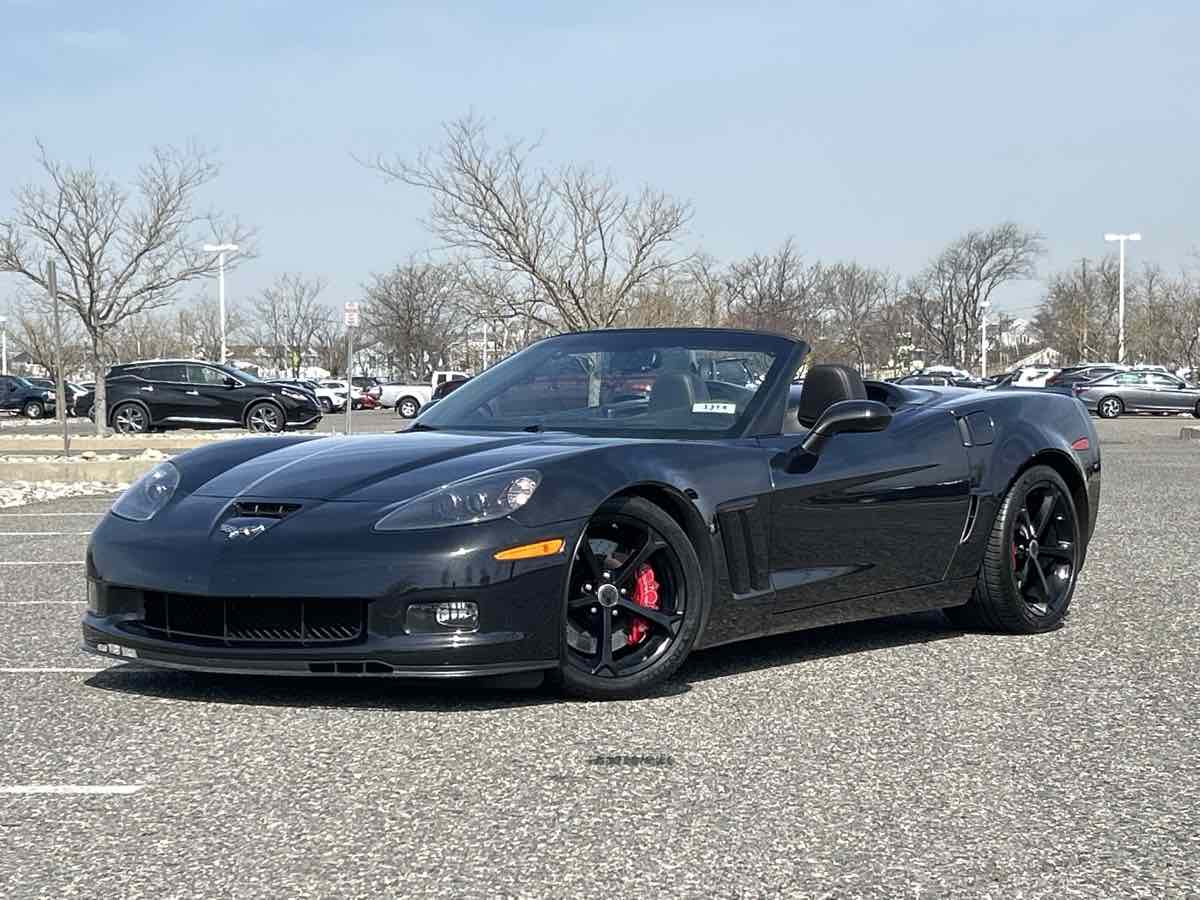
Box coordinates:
[83,328,1101,699]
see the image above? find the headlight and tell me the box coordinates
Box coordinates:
[280,388,310,402]
[374,470,541,531]
[43,391,54,400]
[111,462,180,522]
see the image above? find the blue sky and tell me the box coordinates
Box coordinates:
[2,0,1196,320]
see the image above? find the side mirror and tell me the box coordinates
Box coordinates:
[222,376,238,388]
[801,399,892,455]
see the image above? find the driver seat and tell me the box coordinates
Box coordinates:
[796,364,867,428]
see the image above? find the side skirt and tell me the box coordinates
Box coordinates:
[696,576,977,649]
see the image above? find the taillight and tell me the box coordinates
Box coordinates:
[1070,437,1090,451]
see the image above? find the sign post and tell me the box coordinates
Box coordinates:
[343,303,360,436]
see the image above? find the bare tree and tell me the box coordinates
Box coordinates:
[252,274,327,377]
[362,261,468,380]
[0,141,253,431]
[369,115,692,331]
[724,239,827,347]
[819,262,891,374]
[11,298,89,383]
[912,223,1043,368]
[1034,256,1121,362]
[173,293,247,362]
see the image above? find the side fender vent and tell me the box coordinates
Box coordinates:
[716,499,770,595]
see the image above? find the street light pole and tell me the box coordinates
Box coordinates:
[0,315,7,375]
[980,300,991,378]
[1104,233,1141,364]
[203,243,239,364]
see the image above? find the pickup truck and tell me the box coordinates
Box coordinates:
[380,370,470,418]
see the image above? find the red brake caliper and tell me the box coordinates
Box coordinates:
[626,563,660,646]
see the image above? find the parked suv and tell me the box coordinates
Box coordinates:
[92,359,321,434]
[0,375,57,419]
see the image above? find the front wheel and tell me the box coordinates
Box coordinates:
[319,397,332,413]
[557,496,706,700]
[1193,402,1200,419]
[944,465,1080,633]
[22,400,44,419]
[396,396,420,419]
[1097,396,1123,419]
[246,401,284,433]
[111,402,149,434]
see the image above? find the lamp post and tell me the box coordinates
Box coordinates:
[980,300,991,379]
[1103,233,1141,364]
[203,243,239,364]
[0,315,7,375]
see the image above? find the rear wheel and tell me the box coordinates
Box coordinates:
[319,397,332,413]
[21,399,44,419]
[246,401,284,433]
[557,496,705,700]
[111,402,149,434]
[1097,396,1123,418]
[944,465,1080,633]
[397,396,420,419]
[1193,402,1200,419]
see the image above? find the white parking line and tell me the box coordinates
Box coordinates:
[0,667,108,673]
[0,600,84,604]
[0,512,105,517]
[0,532,93,536]
[0,785,145,795]
[0,561,85,566]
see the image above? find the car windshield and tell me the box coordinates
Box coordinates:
[416,331,790,438]
[220,364,262,384]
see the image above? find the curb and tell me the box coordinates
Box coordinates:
[0,459,160,483]
[1181,426,1200,441]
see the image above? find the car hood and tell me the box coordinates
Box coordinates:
[190,430,608,504]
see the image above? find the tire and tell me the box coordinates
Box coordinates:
[22,400,44,419]
[1096,396,1123,419]
[944,465,1081,634]
[245,401,284,433]
[111,402,149,434]
[396,396,420,419]
[1193,402,1200,419]
[555,495,706,700]
[319,397,332,414]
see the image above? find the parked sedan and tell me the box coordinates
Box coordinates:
[1075,370,1200,418]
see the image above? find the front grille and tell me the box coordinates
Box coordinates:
[137,592,364,645]
[232,501,301,519]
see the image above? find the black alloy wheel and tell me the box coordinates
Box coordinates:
[1193,401,1200,419]
[320,397,333,413]
[945,465,1080,633]
[1097,396,1123,419]
[558,495,704,699]
[22,399,44,419]
[246,402,284,433]
[111,402,149,434]
[397,397,420,419]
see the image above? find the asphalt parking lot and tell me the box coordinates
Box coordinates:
[1,416,1197,898]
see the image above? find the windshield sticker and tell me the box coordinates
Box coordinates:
[692,402,737,415]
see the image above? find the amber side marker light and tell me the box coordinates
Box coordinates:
[494,538,565,561]
[1071,437,1090,451]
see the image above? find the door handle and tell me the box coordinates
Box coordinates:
[185,390,199,396]
[140,386,154,392]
